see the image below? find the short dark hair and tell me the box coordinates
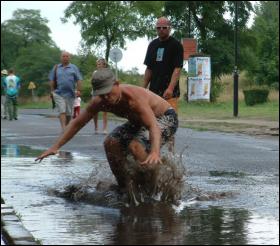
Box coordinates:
[8,69,14,74]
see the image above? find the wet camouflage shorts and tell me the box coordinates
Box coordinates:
[109,108,178,151]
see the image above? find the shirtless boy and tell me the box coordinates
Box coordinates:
[36,68,178,189]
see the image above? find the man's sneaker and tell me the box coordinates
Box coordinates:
[2,116,7,120]
[14,117,18,120]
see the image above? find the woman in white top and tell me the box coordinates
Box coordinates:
[92,58,108,134]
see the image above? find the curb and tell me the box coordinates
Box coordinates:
[1,198,40,245]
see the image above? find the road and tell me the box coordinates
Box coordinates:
[2,109,278,175]
[1,109,279,245]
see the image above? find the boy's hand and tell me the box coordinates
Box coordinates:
[141,151,162,165]
[163,87,173,100]
[35,147,58,163]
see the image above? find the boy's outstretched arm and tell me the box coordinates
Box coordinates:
[35,104,95,162]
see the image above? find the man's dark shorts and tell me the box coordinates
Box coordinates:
[109,108,178,151]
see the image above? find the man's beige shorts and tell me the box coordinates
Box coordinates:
[52,92,74,116]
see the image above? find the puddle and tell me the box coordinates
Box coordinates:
[1,145,279,245]
[209,170,246,178]
[1,144,44,157]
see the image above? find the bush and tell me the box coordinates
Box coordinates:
[118,69,143,86]
[81,86,92,103]
[36,82,50,97]
[210,79,224,102]
[243,86,270,106]
[270,82,279,91]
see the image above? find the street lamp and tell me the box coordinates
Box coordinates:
[233,1,239,117]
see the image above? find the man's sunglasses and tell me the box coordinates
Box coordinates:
[156,26,170,30]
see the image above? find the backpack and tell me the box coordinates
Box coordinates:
[6,75,19,97]
[53,64,58,89]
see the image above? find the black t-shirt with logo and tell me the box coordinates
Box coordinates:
[144,36,184,98]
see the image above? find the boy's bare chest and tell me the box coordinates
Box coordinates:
[107,104,141,123]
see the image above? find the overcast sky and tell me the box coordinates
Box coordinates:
[1,1,150,74]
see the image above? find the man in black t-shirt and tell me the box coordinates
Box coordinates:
[143,17,183,152]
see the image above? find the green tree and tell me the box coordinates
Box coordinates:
[2,9,55,47]
[1,24,24,68]
[71,43,98,78]
[119,67,143,86]
[248,1,279,87]
[130,1,165,38]
[1,9,56,69]
[14,43,61,96]
[63,1,159,61]
[164,1,253,79]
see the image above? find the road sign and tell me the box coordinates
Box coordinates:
[109,48,123,63]
[109,48,123,80]
[28,81,36,90]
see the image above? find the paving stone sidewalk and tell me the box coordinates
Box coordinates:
[1,200,39,245]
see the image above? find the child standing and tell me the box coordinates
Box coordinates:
[73,91,81,119]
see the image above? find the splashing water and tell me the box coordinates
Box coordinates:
[51,146,188,207]
[49,143,235,209]
[124,151,187,206]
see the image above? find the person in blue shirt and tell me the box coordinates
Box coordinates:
[49,51,82,132]
[3,69,21,121]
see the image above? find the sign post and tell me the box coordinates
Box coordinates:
[233,1,239,117]
[28,81,36,101]
[109,48,123,80]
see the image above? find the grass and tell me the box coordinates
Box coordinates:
[19,95,279,121]
[178,99,279,121]
[19,72,279,122]
[19,95,51,109]
[178,72,279,121]
[19,101,51,109]
[19,95,278,127]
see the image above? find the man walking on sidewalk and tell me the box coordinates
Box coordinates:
[49,51,82,132]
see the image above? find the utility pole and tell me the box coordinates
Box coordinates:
[233,1,239,117]
[188,5,191,38]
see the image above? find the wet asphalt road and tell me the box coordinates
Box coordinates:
[1,109,279,244]
[1,109,279,177]
[1,109,279,212]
